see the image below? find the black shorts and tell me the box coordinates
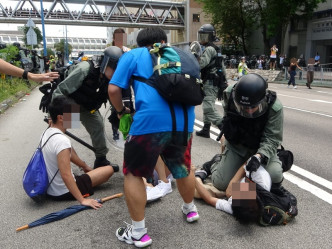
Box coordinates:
[270,58,276,63]
[48,174,94,201]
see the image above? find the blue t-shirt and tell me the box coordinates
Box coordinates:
[110,47,195,135]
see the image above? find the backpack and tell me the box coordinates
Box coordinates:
[39,58,101,113]
[256,184,298,226]
[22,131,60,202]
[132,43,203,145]
[277,145,294,172]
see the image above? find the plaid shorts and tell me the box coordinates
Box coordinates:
[123,132,192,181]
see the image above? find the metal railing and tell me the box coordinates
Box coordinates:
[283,66,332,87]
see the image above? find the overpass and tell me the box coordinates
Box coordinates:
[0,0,186,30]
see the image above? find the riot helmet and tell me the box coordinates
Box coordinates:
[100,46,123,74]
[78,51,84,57]
[198,24,216,43]
[0,42,6,50]
[13,42,21,49]
[233,73,268,118]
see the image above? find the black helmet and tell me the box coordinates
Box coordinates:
[198,24,216,43]
[0,42,6,50]
[13,42,21,49]
[233,73,268,118]
[100,46,123,74]
[78,51,84,57]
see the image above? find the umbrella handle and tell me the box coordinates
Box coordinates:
[16,224,29,232]
[99,193,123,203]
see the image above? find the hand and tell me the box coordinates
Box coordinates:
[81,165,93,173]
[81,198,102,210]
[29,72,59,83]
[39,94,52,113]
[245,155,261,172]
[226,181,232,198]
[117,106,130,119]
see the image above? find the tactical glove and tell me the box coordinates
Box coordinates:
[39,94,52,113]
[245,155,261,172]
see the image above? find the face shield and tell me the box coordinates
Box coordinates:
[198,32,210,44]
[233,91,268,118]
[100,56,118,74]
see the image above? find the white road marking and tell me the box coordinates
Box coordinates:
[284,172,332,205]
[317,91,332,95]
[278,93,332,104]
[283,106,332,118]
[290,165,332,191]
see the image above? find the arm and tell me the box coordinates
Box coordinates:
[0,58,59,82]
[195,177,218,207]
[57,149,101,209]
[108,84,130,118]
[52,62,90,98]
[226,165,245,198]
[257,99,283,162]
[199,46,216,69]
[70,147,93,173]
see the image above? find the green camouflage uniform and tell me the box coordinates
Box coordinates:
[52,61,108,158]
[211,85,284,190]
[199,46,226,126]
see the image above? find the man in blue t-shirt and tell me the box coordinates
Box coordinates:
[108,27,199,248]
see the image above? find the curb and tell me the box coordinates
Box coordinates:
[0,91,28,114]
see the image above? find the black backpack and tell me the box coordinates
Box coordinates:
[132,43,203,145]
[256,184,298,226]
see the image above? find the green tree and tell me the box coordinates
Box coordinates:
[40,48,55,58]
[196,0,325,54]
[18,25,43,48]
[54,39,73,58]
[0,45,21,67]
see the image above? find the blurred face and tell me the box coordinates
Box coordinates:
[114,32,125,48]
[104,66,115,80]
[232,182,256,207]
[62,103,80,129]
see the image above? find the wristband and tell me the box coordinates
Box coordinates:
[22,70,29,80]
[116,106,126,115]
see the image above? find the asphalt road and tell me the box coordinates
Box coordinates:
[0,83,331,249]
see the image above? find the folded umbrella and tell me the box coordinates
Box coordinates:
[16,193,123,232]
[119,114,133,139]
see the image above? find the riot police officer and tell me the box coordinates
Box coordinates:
[197,73,284,191]
[51,46,123,169]
[196,24,228,138]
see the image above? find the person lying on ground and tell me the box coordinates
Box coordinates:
[44,95,116,209]
[0,58,59,82]
[195,163,271,223]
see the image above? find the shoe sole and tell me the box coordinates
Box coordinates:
[187,213,200,223]
[117,234,152,248]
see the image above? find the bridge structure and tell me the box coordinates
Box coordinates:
[0,0,187,30]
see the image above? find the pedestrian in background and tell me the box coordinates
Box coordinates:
[288,58,302,89]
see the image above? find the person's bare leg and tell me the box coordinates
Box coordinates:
[87,166,114,187]
[176,169,195,203]
[155,156,168,182]
[124,173,146,221]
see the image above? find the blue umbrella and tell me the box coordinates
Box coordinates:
[16,193,123,231]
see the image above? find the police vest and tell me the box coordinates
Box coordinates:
[222,89,277,150]
[200,43,223,82]
[69,61,108,111]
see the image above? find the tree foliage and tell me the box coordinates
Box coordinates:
[0,45,21,67]
[18,25,43,48]
[40,48,55,58]
[196,0,325,54]
[54,39,73,57]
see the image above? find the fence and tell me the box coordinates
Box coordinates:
[283,65,332,87]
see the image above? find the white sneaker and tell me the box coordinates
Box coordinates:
[287,85,290,88]
[293,86,297,89]
[146,186,163,202]
[156,180,173,196]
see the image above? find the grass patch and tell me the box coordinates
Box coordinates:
[0,76,39,103]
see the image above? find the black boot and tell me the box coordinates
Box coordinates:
[196,123,211,138]
[94,156,119,172]
[202,154,222,176]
